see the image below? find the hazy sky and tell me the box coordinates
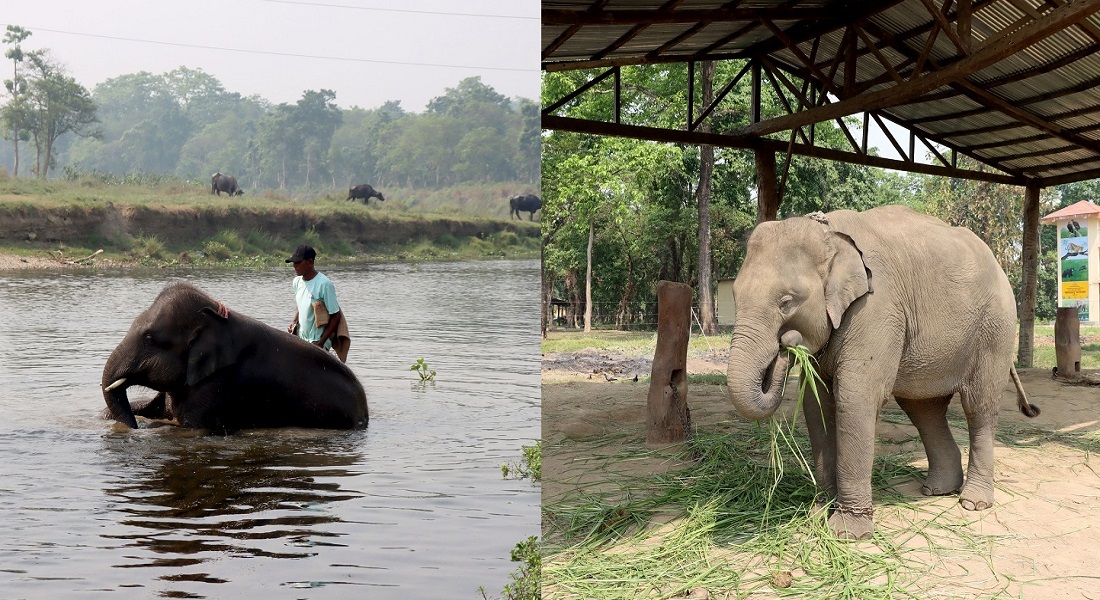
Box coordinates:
[0,0,539,111]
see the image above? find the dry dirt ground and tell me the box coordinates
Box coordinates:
[543,348,1100,599]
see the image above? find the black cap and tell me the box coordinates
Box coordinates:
[286,244,317,263]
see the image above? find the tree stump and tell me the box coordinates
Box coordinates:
[1055,307,1081,378]
[647,280,693,445]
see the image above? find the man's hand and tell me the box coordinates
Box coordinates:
[312,340,324,347]
[287,323,297,334]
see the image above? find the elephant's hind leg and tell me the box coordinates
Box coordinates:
[957,384,999,511]
[896,395,963,497]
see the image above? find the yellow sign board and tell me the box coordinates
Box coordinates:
[1062,281,1089,300]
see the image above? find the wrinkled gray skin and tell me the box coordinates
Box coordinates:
[509,194,541,220]
[727,205,1039,540]
[211,172,243,196]
[101,282,368,432]
[347,184,385,204]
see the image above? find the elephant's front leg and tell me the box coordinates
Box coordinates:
[802,377,837,510]
[131,391,169,419]
[828,379,885,541]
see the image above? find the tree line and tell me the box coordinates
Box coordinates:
[0,26,539,190]
[542,62,1070,334]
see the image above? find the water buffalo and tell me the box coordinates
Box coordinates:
[211,172,243,196]
[509,194,541,220]
[347,184,385,204]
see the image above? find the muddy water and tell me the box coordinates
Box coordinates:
[0,259,540,598]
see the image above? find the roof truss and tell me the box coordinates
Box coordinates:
[542,0,1100,186]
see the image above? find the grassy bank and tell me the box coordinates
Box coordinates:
[0,175,539,268]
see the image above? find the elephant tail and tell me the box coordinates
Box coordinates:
[1010,365,1040,418]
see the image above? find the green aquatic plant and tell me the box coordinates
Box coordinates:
[410,357,436,382]
[502,441,542,482]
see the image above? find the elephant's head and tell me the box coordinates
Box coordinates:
[102,283,237,428]
[726,214,870,420]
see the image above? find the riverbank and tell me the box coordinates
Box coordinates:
[0,177,540,269]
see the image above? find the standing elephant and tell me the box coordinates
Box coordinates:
[726,205,1038,540]
[211,172,243,196]
[101,282,368,432]
[509,194,541,220]
[347,184,384,204]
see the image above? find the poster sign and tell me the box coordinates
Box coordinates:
[1059,220,1089,321]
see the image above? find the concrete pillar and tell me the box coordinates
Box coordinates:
[647,280,693,445]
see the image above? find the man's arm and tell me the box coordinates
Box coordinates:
[287,311,299,334]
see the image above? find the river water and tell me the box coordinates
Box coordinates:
[0,259,540,599]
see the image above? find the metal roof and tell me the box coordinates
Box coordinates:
[542,0,1100,186]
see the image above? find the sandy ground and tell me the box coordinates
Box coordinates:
[543,348,1100,599]
[0,250,132,271]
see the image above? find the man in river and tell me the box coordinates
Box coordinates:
[286,244,343,353]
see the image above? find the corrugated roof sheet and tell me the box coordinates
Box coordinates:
[543,0,1100,185]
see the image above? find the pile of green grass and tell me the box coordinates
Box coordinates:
[543,347,1006,599]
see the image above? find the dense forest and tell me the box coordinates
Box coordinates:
[0,26,539,193]
[542,62,1082,332]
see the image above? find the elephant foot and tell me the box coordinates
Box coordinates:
[809,498,830,519]
[827,505,875,541]
[958,484,994,511]
[921,471,963,497]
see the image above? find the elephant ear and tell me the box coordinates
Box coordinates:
[186,307,237,387]
[824,231,871,330]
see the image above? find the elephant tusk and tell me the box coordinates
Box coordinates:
[103,378,127,392]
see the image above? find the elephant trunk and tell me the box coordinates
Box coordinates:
[102,347,139,429]
[726,328,803,421]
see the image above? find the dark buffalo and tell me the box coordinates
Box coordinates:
[509,194,541,220]
[347,184,385,204]
[211,172,243,196]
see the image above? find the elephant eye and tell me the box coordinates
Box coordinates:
[779,295,795,313]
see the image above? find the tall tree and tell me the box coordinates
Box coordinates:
[22,51,99,178]
[2,25,31,176]
[696,60,717,334]
[294,89,341,188]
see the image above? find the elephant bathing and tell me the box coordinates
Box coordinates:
[726,205,1038,540]
[101,282,368,432]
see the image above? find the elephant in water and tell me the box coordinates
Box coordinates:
[509,194,541,220]
[101,282,368,432]
[725,205,1038,540]
[347,184,385,204]
[211,172,243,196]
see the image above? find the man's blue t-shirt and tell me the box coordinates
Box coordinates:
[293,272,340,349]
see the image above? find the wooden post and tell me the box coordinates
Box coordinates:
[1055,307,1082,377]
[1018,183,1040,367]
[647,280,692,445]
[755,148,778,223]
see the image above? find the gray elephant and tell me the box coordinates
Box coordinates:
[102,282,368,432]
[509,194,541,220]
[211,172,243,196]
[347,184,384,204]
[726,205,1038,540]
